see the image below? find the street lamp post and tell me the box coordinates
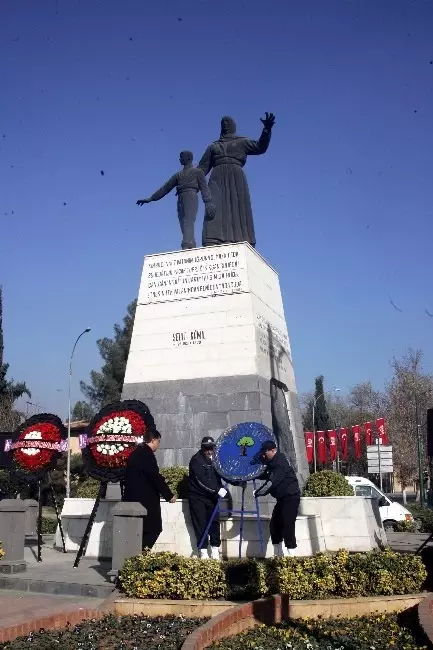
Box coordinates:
[415,392,425,507]
[66,328,91,499]
[312,388,340,473]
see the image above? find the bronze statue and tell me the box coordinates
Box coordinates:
[198,113,275,247]
[137,151,216,250]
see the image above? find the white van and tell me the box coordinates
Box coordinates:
[346,476,413,530]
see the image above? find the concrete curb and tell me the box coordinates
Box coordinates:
[181,592,428,650]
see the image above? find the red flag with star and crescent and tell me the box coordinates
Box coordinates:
[352,425,361,459]
[317,431,327,464]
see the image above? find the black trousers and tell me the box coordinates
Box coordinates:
[177,191,198,249]
[189,496,220,548]
[141,504,162,550]
[270,495,300,549]
[142,529,161,550]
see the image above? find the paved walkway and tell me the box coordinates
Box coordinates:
[0,537,113,599]
[0,531,430,642]
[0,590,103,635]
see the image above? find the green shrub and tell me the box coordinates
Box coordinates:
[119,550,226,600]
[208,610,426,650]
[1,614,205,650]
[118,548,426,601]
[41,517,57,534]
[160,467,189,498]
[407,504,433,533]
[302,471,354,497]
[75,477,100,498]
[393,519,417,532]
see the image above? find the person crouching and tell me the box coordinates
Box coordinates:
[254,440,300,558]
[188,436,227,559]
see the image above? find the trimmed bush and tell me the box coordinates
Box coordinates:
[41,517,57,534]
[75,477,100,498]
[160,467,189,498]
[302,470,354,497]
[208,610,426,650]
[407,504,433,533]
[118,548,426,601]
[393,519,417,532]
[119,550,226,600]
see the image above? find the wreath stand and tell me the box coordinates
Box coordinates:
[198,479,265,558]
[34,474,67,562]
[73,480,125,568]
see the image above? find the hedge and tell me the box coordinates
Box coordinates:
[118,548,426,601]
[302,471,354,497]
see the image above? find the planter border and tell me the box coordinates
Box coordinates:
[0,590,426,646]
[181,593,427,650]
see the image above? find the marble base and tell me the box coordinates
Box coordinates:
[55,497,385,559]
[122,243,309,497]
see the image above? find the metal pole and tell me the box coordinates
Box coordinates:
[377,437,383,491]
[312,400,317,473]
[66,328,91,499]
[415,393,424,506]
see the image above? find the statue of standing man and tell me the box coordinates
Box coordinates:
[137,151,215,250]
[198,113,275,248]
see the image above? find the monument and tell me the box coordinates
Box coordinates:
[137,151,216,250]
[123,113,309,498]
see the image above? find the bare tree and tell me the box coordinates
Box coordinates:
[385,349,433,495]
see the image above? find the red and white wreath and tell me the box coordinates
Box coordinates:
[7,414,67,480]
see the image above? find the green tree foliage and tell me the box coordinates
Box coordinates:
[71,400,94,421]
[80,300,136,410]
[0,286,31,431]
[313,375,333,432]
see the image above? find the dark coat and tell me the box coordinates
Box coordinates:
[188,450,221,501]
[198,127,271,246]
[122,444,174,533]
[255,452,300,500]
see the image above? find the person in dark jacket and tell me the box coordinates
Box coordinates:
[123,428,176,549]
[253,440,300,557]
[188,436,227,559]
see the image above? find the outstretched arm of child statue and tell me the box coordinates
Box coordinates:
[136,173,178,207]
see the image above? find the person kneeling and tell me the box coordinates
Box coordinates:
[188,436,227,559]
[254,440,300,558]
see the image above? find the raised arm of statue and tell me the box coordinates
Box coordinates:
[136,173,178,206]
[242,112,275,156]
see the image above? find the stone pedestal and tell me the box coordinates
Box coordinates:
[110,502,147,577]
[0,499,27,573]
[23,499,38,536]
[122,243,309,502]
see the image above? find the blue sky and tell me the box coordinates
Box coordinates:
[1,0,432,418]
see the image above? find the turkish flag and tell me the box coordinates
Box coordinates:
[364,421,373,446]
[340,427,348,460]
[376,417,388,445]
[352,425,361,459]
[317,431,327,464]
[304,432,314,463]
[327,429,337,461]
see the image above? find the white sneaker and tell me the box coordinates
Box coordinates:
[210,546,220,560]
[273,543,284,557]
[198,548,209,560]
[283,546,295,557]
